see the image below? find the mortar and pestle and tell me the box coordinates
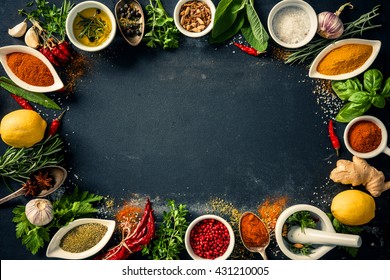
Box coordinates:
[275,204,362,260]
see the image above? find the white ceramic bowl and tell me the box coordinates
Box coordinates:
[343,115,390,159]
[309,39,381,80]
[267,0,317,49]
[0,45,64,93]
[275,204,336,260]
[66,1,117,52]
[174,0,215,38]
[185,214,235,260]
[46,218,116,259]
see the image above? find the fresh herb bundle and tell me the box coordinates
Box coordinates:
[143,0,180,49]
[142,199,188,260]
[210,0,269,52]
[0,135,64,183]
[12,186,103,255]
[18,0,73,40]
[287,211,317,232]
[332,69,390,122]
[285,5,382,64]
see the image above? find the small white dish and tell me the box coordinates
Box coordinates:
[66,1,117,52]
[46,218,115,259]
[309,39,381,80]
[267,0,317,49]
[0,45,64,93]
[344,115,390,159]
[174,0,215,38]
[275,204,336,260]
[185,214,235,260]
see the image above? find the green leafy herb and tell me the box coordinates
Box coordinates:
[143,0,180,49]
[286,5,381,64]
[142,199,188,260]
[75,11,110,43]
[18,0,74,40]
[12,186,103,255]
[327,213,363,257]
[287,211,317,232]
[0,77,61,110]
[332,69,389,122]
[210,0,268,52]
[290,243,314,255]
[0,135,64,183]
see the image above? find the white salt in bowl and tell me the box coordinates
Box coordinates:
[267,0,317,49]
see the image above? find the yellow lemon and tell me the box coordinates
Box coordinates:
[0,109,47,148]
[331,189,375,226]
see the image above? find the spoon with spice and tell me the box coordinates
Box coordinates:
[239,211,270,260]
[0,166,67,205]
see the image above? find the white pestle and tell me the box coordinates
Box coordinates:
[287,226,362,248]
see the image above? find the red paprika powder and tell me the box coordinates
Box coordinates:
[6,52,54,87]
[348,120,382,153]
[240,212,269,248]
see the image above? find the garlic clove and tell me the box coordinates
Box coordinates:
[24,27,41,49]
[8,20,28,38]
[25,198,54,226]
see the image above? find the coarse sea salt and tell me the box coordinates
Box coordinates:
[272,6,311,45]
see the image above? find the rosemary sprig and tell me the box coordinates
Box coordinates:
[0,135,64,183]
[285,5,382,65]
[76,11,109,43]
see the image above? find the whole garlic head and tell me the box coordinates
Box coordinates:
[25,199,54,226]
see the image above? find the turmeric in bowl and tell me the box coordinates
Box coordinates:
[317,44,373,76]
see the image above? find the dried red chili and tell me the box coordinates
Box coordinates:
[234,42,263,57]
[48,110,66,136]
[10,94,33,110]
[328,119,341,156]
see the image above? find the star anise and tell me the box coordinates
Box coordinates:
[34,171,53,190]
[22,179,40,197]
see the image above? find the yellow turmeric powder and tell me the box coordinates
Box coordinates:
[317,44,373,75]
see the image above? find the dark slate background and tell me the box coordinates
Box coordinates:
[0,0,389,260]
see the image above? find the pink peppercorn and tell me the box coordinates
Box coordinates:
[189,218,230,259]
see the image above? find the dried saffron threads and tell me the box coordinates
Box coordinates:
[258,196,288,234]
[60,223,108,253]
[240,213,269,248]
[348,120,382,153]
[6,52,54,87]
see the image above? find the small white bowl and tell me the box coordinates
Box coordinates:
[185,214,235,260]
[275,204,336,260]
[46,218,116,259]
[66,1,117,52]
[344,115,390,159]
[174,0,215,38]
[309,39,381,80]
[0,45,64,93]
[267,0,317,49]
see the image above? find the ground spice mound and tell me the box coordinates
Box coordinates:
[348,120,382,153]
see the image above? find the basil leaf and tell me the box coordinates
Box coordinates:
[381,77,390,98]
[363,69,383,93]
[348,91,370,103]
[244,0,268,52]
[336,102,371,123]
[212,0,243,39]
[371,95,386,108]
[332,78,362,101]
[0,77,61,110]
[209,11,245,44]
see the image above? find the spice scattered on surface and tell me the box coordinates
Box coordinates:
[257,196,288,235]
[115,203,142,231]
[272,6,310,45]
[317,44,373,75]
[60,223,108,253]
[348,120,382,153]
[6,52,54,86]
[63,52,88,93]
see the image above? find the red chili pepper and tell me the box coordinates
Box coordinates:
[10,94,34,110]
[48,110,66,136]
[50,46,69,64]
[94,199,155,260]
[40,46,60,67]
[234,42,263,56]
[328,119,341,157]
[58,41,72,57]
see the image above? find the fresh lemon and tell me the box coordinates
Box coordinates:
[0,109,47,148]
[331,189,375,226]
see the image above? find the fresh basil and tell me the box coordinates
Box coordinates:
[211,0,268,52]
[332,69,389,122]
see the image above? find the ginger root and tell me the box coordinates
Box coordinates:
[330,156,390,197]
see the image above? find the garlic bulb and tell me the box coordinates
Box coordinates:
[8,20,28,38]
[317,3,353,39]
[25,199,54,226]
[24,27,40,49]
